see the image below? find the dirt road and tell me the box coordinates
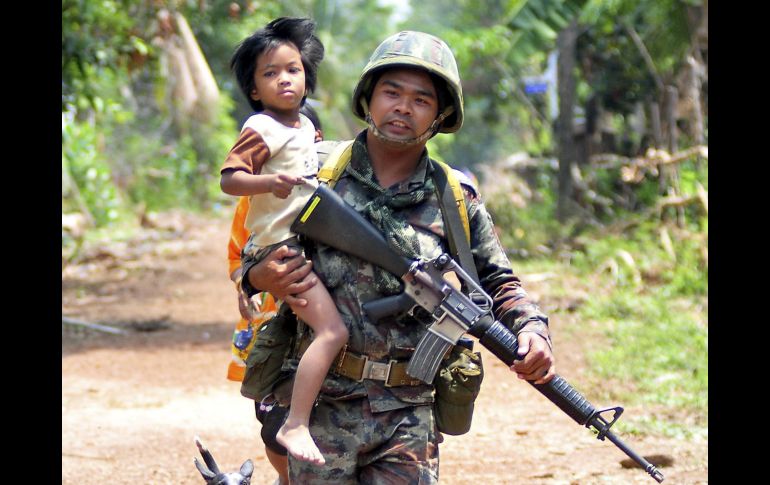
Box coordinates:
[61,211,707,484]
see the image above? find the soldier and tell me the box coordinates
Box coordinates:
[240,31,555,483]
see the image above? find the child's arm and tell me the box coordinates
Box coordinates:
[220,169,305,198]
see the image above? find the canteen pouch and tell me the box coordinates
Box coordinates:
[240,307,297,401]
[433,346,484,435]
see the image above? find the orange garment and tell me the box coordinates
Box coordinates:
[226,196,279,382]
[228,196,253,276]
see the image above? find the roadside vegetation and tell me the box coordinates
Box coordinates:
[487,154,707,439]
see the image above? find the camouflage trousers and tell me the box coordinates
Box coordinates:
[289,397,439,484]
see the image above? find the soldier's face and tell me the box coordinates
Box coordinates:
[368,68,439,141]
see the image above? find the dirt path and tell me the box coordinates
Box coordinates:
[62,211,707,484]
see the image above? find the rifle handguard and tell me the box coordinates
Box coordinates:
[290,184,411,277]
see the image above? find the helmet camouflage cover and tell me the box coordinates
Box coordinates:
[352,31,464,133]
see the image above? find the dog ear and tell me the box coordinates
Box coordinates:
[239,459,254,478]
[195,436,221,474]
[194,457,216,480]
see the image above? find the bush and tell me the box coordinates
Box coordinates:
[62,111,130,227]
[484,167,573,258]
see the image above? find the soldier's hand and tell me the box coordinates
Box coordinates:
[510,332,555,385]
[246,244,317,307]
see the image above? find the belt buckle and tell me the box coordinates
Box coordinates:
[361,358,392,383]
[356,356,369,382]
[383,360,398,387]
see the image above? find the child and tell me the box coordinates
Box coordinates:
[226,104,324,485]
[219,17,347,467]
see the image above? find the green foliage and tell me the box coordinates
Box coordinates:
[62,112,130,226]
[62,0,155,113]
[577,0,695,115]
[485,170,571,258]
[62,0,247,225]
[489,145,707,437]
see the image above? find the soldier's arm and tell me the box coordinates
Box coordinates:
[465,190,551,346]
[464,189,555,383]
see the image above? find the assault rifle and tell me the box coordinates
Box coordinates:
[290,184,664,483]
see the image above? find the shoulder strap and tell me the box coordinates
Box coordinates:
[433,161,470,244]
[431,159,478,284]
[317,140,355,188]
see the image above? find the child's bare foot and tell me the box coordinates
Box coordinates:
[276,422,326,466]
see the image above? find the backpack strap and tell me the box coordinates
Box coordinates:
[317,140,354,188]
[432,160,470,244]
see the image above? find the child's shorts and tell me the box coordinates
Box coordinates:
[255,397,289,456]
[240,235,305,296]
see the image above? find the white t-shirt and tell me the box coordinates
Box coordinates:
[221,113,319,246]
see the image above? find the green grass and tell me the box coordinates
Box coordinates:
[583,292,707,406]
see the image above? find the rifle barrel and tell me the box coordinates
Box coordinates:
[605,430,665,483]
[471,318,664,482]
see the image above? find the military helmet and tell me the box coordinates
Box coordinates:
[352,31,464,133]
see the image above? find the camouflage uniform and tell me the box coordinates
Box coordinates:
[241,29,550,484]
[268,131,549,483]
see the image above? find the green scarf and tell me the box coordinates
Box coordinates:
[345,142,435,294]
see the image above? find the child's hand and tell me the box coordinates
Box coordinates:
[237,288,253,320]
[270,173,305,199]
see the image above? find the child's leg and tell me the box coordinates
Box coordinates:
[276,272,348,466]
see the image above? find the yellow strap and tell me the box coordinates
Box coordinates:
[317,140,355,188]
[434,160,470,244]
[317,140,469,242]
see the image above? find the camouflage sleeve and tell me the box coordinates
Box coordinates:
[465,189,551,344]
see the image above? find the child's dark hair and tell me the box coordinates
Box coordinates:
[299,104,322,132]
[231,17,325,112]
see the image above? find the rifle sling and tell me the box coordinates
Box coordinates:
[430,159,480,285]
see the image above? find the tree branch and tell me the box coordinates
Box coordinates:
[623,22,664,94]
[62,316,128,335]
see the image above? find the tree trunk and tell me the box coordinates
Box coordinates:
[174,11,220,124]
[650,101,662,148]
[556,19,579,222]
[681,54,706,146]
[666,86,679,155]
[663,85,685,226]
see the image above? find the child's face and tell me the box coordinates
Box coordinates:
[251,42,306,117]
